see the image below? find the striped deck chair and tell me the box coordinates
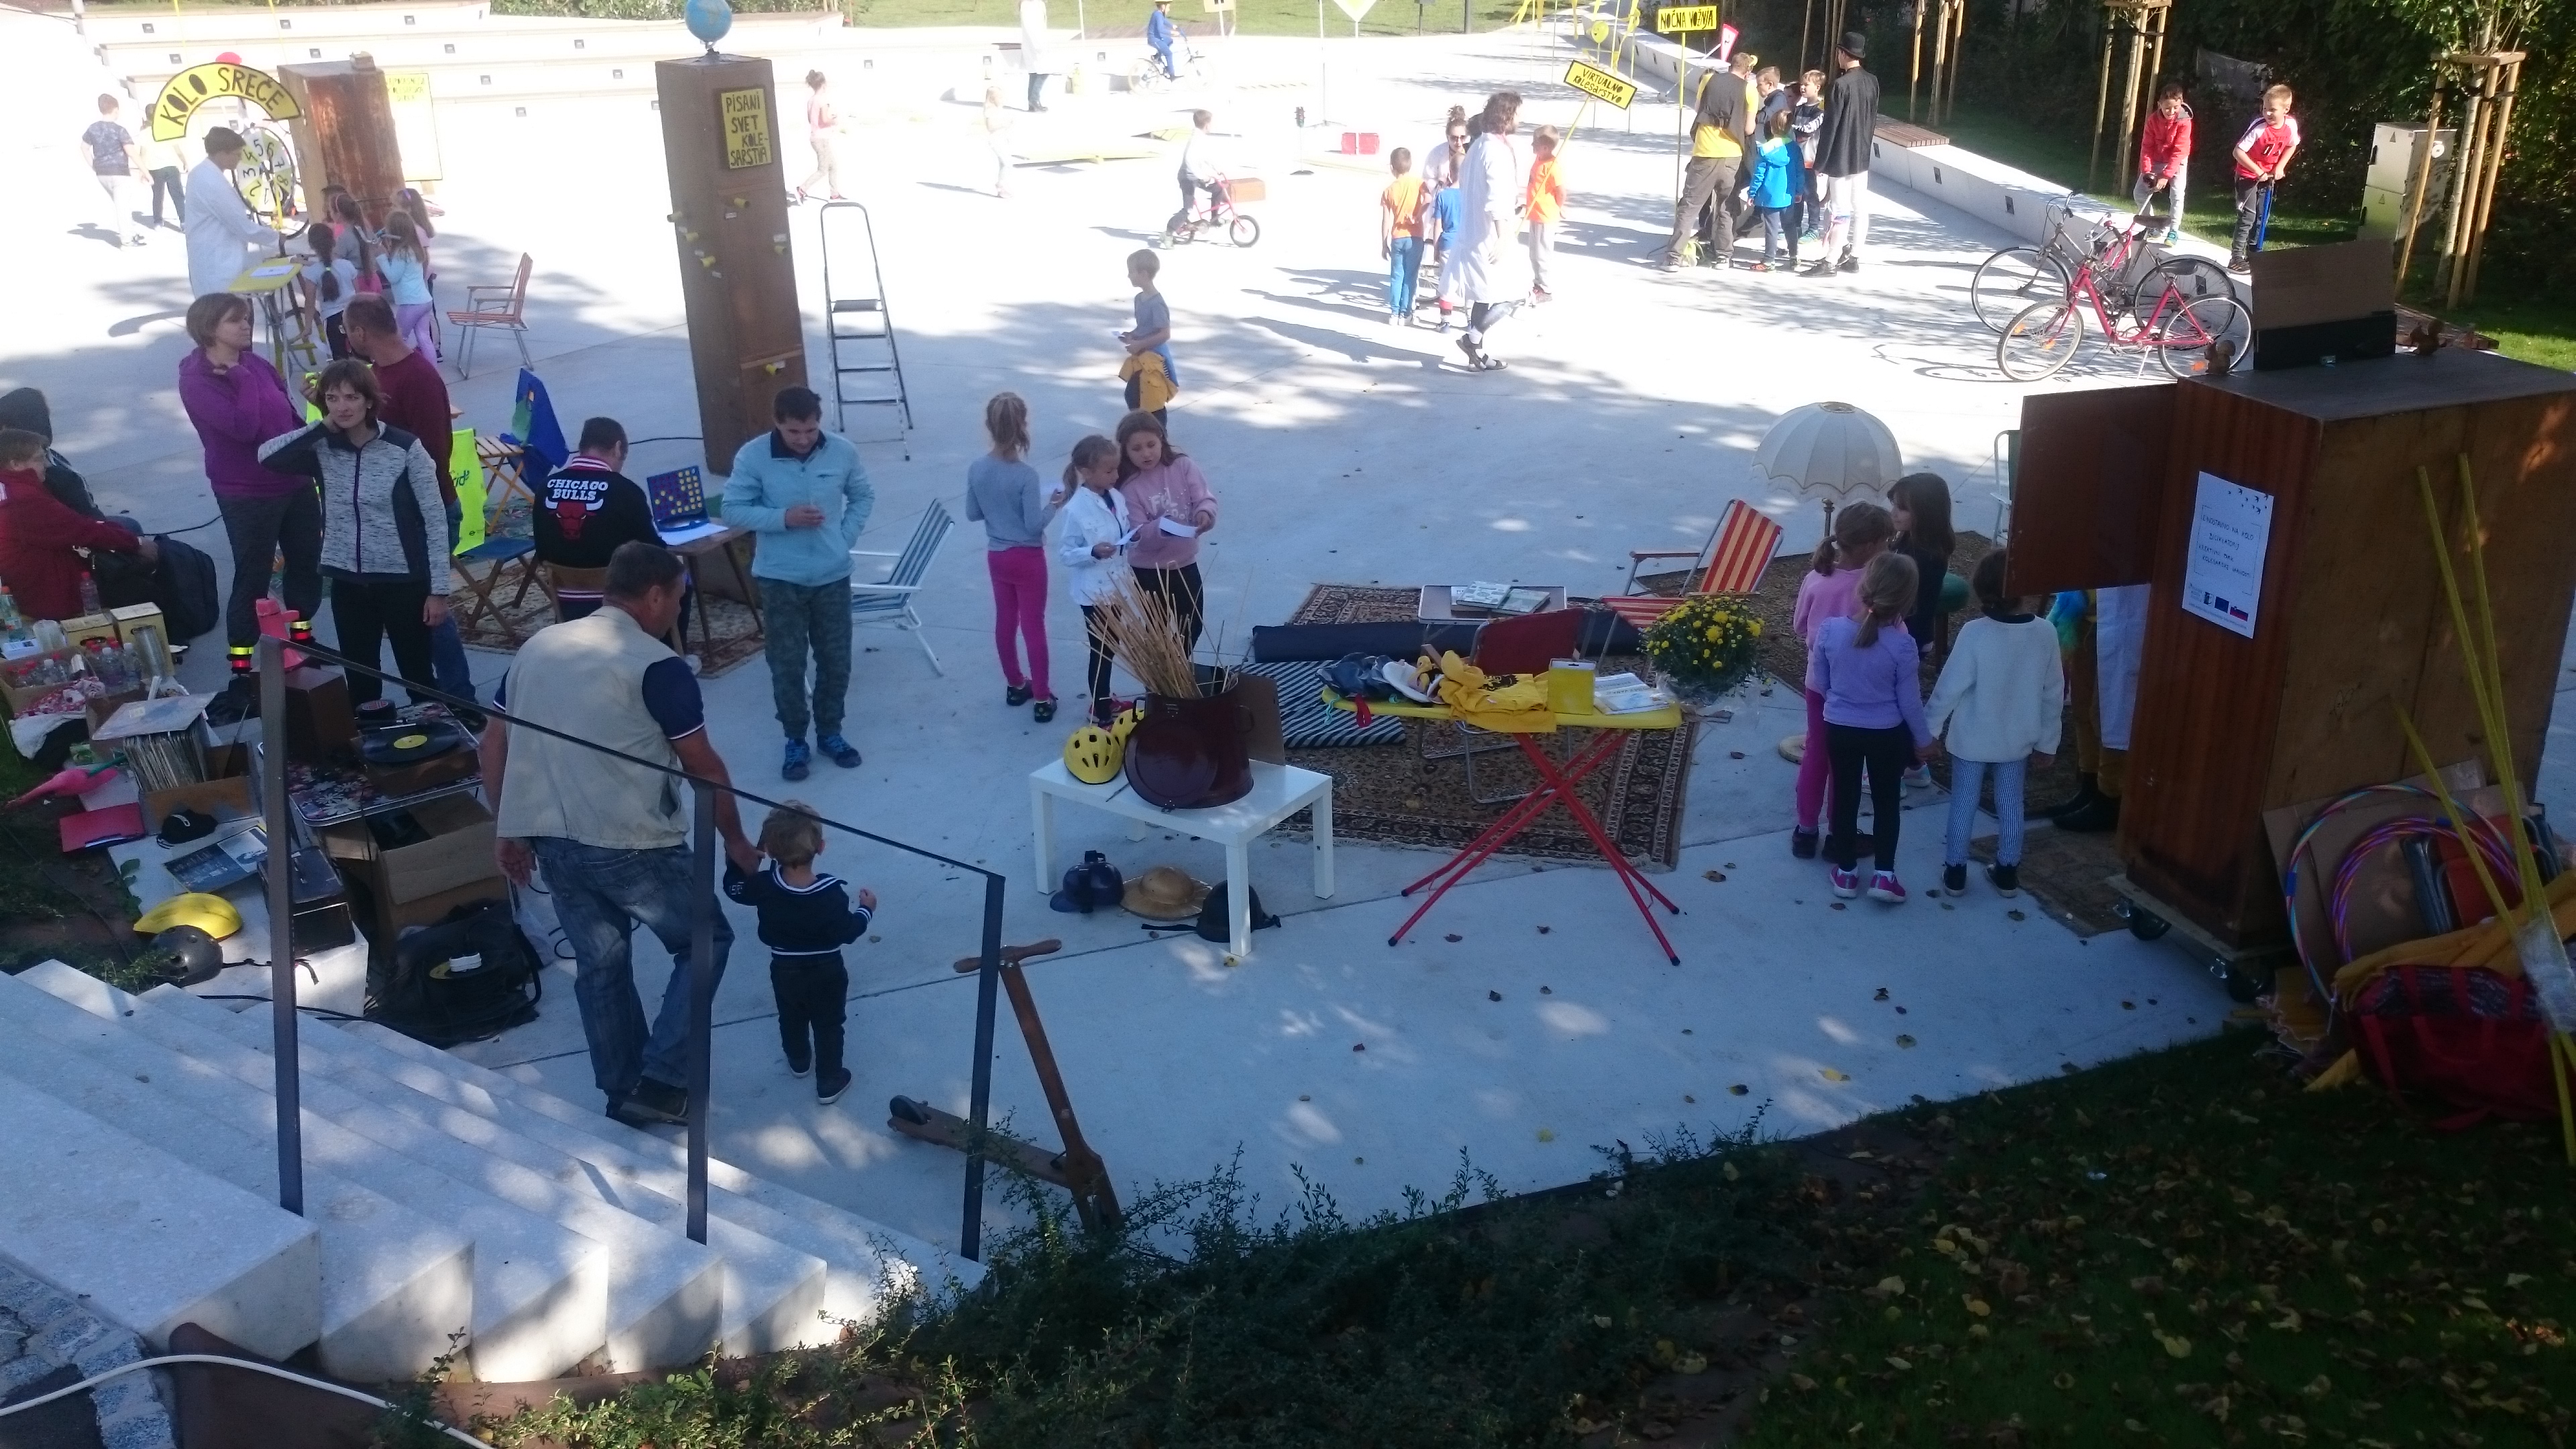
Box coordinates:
[1600,500,1784,633]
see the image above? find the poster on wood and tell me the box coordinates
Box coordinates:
[2181,470,2273,639]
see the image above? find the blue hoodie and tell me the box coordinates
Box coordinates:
[1748,135,1802,211]
[722,428,875,586]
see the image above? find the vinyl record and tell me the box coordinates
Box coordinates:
[358,718,468,766]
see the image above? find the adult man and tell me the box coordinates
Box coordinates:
[184,126,277,298]
[722,386,873,780]
[535,417,662,619]
[344,296,477,709]
[78,94,147,249]
[1661,55,1754,272]
[1018,0,1055,111]
[1146,0,1178,79]
[1805,32,1880,277]
[481,542,754,1129]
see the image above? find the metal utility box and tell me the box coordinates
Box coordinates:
[2359,121,2455,240]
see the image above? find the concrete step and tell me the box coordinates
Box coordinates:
[343,1019,982,1305]
[0,970,470,1381]
[15,965,607,1382]
[0,1065,320,1361]
[153,989,825,1358]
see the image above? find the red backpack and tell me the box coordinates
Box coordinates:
[2350,965,2565,1127]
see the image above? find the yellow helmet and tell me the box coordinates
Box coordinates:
[1063,726,1123,785]
[133,892,243,941]
[1109,703,1145,745]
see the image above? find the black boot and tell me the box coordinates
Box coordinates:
[2055,791,2123,834]
[2047,772,2100,824]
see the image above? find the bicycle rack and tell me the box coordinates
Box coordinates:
[818,201,914,459]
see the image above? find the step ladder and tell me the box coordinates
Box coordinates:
[818,201,913,459]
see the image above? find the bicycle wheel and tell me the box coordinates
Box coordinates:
[1998,299,2084,381]
[2148,255,2237,306]
[1227,213,1260,247]
[1971,246,2069,333]
[2155,294,2251,379]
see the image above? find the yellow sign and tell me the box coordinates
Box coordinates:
[149,62,302,143]
[1563,58,1638,109]
[718,87,773,170]
[386,70,443,182]
[1656,3,1718,30]
[386,71,431,103]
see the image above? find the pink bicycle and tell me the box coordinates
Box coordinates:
[1996,215,2250,382]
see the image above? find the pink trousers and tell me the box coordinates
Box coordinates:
[987,545,1051,697]
[1796,687,1831,830]
[394,301,439,364]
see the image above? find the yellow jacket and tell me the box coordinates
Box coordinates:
[1119,350,1178,412]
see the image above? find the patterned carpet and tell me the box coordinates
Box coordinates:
[451,550,769,678]
[1277,586,1697,870]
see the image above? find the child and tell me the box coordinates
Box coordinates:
[1747,110,1803,272]
[1792,71,1825,241]
[723,802,877,1106]
[329,191,379,294]
[1789,502,1894,858]
[965,391,1063,720]
[1380,146,1426,326]
[1888,472,1956,788]
[2230,83,2300,272]
[1925,549,2063,898]
[1056,435,1132,724]
[2135,81,2193,245]
[1428,165,1468,331]
[1812,552,1935,904]
[375,209,437,363]
[1118,249,1176,421]
[1525,127,1564,302]
[983,85,1014,199]
[301,222,359,360]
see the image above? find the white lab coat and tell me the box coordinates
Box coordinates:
[1057,487,1134,606]
[184,158,274,298]
[2095,582,2149,751]
[1018,0,1052,73]
[1454,130,1528,305]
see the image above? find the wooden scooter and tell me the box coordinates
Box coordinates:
[888,939,1123,1232]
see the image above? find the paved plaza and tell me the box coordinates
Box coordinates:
[7,18,2277,1255]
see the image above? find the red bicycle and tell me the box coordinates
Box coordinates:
[1996,215,2249,382]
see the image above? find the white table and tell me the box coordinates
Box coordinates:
[1029,759,1334,958]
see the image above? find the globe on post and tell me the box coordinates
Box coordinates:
[684,0,733,51]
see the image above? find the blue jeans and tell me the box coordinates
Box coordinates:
[1944,757,2027,867]
[1387,235,1423,314]
[432,500,475,705]
[534,837,735,1101]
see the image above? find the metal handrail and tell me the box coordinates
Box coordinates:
[255,631,1016,1260]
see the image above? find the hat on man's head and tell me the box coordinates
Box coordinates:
[1837,30,1866,59]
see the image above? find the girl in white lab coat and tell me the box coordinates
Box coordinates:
[1057,435,1133,724]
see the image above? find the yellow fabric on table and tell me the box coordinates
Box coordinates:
[1430,649,1552,732]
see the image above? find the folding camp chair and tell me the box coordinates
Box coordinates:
[448,536,542,647]
[1600,498,1784,634]
[848,501,955,675]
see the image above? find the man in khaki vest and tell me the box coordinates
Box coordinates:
[480,543,757,1129]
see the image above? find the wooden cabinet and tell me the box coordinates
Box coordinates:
[2011,352,2576,947]
[278,57,404,227]
[656,55,807,470]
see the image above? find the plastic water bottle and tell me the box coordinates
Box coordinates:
[0,580,21,630]
[76,570,101,617]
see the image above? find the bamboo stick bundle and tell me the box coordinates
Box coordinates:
[1092,578,1210,698]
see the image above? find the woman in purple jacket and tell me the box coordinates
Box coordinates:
[177,292,319,680]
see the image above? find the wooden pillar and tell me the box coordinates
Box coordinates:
[2461,54,2520,304]
[657,53,808,472]
[277,55,405,227]
[2088,8,2117,189]
[2112,11,2145,200]
[2392,66,2446,288]
[1909,0,1924,121]
[2434,58,2491,305]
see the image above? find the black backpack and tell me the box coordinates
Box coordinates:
[1195,882,1279,943]
[98,534,221,644]
[374,897,544,1046]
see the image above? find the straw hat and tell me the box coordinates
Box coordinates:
[1122,864,1210,921]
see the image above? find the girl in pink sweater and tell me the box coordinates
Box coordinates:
[1789,501,1892,858]
[1114,410,1218,652]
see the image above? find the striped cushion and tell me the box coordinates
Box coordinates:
[1239,661,1407,747]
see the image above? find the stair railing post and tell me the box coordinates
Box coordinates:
[959,874,1005,1261]
[260,635,304,1216]
[686,780,716,1245]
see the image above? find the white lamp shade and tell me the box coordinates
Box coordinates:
[1753,401,1905,506]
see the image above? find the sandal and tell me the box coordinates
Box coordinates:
[1033,698,1059,723]
[1006,683,1034,707]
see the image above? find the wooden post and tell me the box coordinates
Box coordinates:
[2434,58,2492,306]
[2112,8,2145,201]
[1909,0,1924,121]
[2142,3,2166,115]
[2392,66,2445,289]
[2461,54,2520,304]
[657,53,807,470]
[2088,9,2116,190]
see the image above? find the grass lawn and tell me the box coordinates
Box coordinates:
[473,1030,2576,1447]
[0,737,156,985]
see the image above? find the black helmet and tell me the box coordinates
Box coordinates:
[1050,850,1126,913]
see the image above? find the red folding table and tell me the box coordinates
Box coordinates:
[1329,691,1687,963]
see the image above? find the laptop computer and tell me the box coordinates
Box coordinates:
[645,466,724,545]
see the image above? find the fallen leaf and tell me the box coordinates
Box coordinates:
[1886,1356,1913,1371]
[2301,1375,2332,1398]
[1541,985,1553,994]
[1444,932,1462,943]
[1964,1297,1992,1316]
[1299,1093,1311,1101]
[1352,1042,1366,1052]
[2053,1372,2076,1389]
[1896,1005,1908,1014]
[1874,987,1891,1001]
[2461,1295,2490,1311]
[1969,1324,1990,1339]
[1729,750,1746,759]
[2007,909,2027,921]
[1489,990,1503,1001]
[1684,1093,1696,1102]
[1538,1128,1556,1142]
[1722,1161,1740,1181]
[1677,1353,1708,1374]
[1703,869,1729,881]
[2507,1273,2532,1288]
[1729,1083,1750,1095]
[2159,1332,2194,1358]
[1831,902,1847,910]
[1821,1067,1851,1081]
[2125,1419,2149,1433]
[1896,1034,1917,1048]
[1875,1276,1907,1296]
[1593,1315,1613,1328]
[1538,924,1552,933]
[2121,1000,2137,1010]
[1790,1373,1818,1392]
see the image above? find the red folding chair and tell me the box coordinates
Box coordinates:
[1424,608,1588,805]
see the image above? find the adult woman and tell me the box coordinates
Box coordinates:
[1453,90,1529,372]
[1112,409,1216,653]
[177,291,318,679]
[798,71,847,203]
[1421,105,1469,189]
[257,360,451,706]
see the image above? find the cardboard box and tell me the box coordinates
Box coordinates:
[1,657,84,718]
[108,603,166,647]
[319,794,498,908]
[338,867,507,952]
[59,613,119,651]
[142,743,254,837]
[83,687,148,733]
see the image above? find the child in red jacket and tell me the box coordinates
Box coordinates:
[2134,81,2192,245]
[0,429,152,622]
